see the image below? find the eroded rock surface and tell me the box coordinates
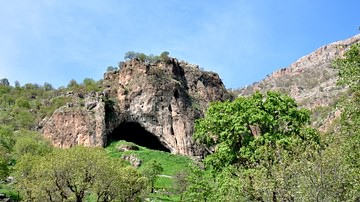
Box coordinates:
[42,58,230,156]
[237,34,360,132]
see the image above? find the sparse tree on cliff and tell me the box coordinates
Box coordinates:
[160,51,170,62]
[124,51,137,60]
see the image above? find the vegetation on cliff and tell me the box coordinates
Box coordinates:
[0,42,359,201]
[177,42,360,201]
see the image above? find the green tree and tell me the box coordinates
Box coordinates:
[13,110,34,130]
[83,78,98,92]
[0,78,10,86]
[159,51,170,62]
[288,137,350,201]
[12,130,53,159]
[137,53,147,62]
[15,146,145,202]
[333,42,360,199]
[0,126,14,180]
[124,51,137,60]
[190,91,324,201]
[14,97,31,109]
[0,148,9,181]
[43,82,53,91]
[181,165,214,201]
[334,43,360,92]
[173,170,189,197]
[106,66,118,72]
[141,159,163,193]
[67,79,79,89]
[14,80,20,88]
[194,91,312,171]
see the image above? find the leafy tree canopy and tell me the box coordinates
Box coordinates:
[334,43,360,91]
[124,51,171,63]
[332,42,360,197]
[15,146,146,202]
[0,78,10,86]
[141,159,163,193]
[194,91,316,170]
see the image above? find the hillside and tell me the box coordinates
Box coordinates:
[1,35,360,201]
[237,34,360,131]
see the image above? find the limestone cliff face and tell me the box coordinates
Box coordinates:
[42,58,229,156]
[238,34,360,131]
[240,34,360,107]
[42,94,106,148]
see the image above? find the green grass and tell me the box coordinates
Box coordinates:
[105,140,194,201]
[105,140,193,175]
[0,186,20,200]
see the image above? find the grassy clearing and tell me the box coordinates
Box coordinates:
[105,140,193,175]
[105,140,194,201]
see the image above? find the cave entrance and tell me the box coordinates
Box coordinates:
[108,122,170,152]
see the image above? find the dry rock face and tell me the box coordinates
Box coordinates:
[42,94,106,148]
[42,58,229,156]
[238,34,360,131]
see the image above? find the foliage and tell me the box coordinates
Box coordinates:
[181,165,214,201]
[160,51,170,61]
[0,76,104,132]
[14,146,146,202]
[0,78,10,86]
[12,129,53,159]
[194,91,312,171]
[332,42,360,199]
[105,140,193,201]
[289,136,351,201]
[187,91,343,201]
[183,44,360,200]
[0,126,15,181]
[334,43,360,91]
[106,66,118,72]
[67,78,103,93]
[172,170,189,196]
[124,51,171,63]
[141,159,163,193]
[333,43,360,136]
[67,79,80,89]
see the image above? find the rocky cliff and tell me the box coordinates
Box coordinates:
[42,58,230,156]
[238,34,360,131]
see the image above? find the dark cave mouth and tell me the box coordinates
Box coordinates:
[108,122,170,153]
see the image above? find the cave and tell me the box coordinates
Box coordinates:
[108,122,170,152]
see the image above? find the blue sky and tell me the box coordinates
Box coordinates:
[0,1,359,89]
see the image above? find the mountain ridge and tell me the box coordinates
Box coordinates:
[237,34,360,131]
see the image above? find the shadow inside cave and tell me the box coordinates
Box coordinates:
[108,121,170,152]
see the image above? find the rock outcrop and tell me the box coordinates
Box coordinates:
[42,58,230,156]
[238,34,360,131]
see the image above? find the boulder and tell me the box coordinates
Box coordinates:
[117,144,140,152]
[122,154,142,167]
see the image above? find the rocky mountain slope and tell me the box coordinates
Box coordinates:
[42,58,230,156]
[238,34,360,131]
[42,34,360,156]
